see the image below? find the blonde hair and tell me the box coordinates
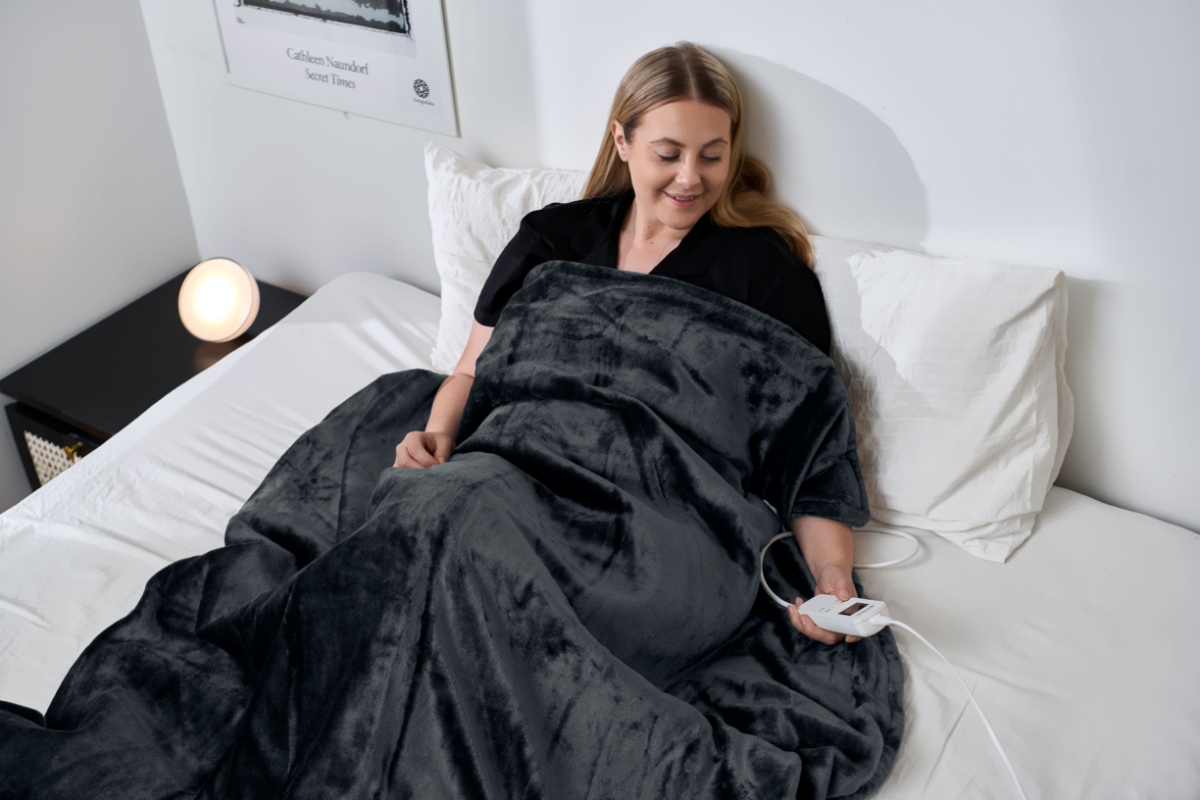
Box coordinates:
[582,43,813,267]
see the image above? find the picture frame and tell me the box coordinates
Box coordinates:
[212,0,458,135]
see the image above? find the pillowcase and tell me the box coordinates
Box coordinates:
[424,140,586,373]
[422,142,1073,562]
[812,236,1073,562]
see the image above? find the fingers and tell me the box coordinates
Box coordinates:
[795,612,845,645]
[432,434,453,465]
[394,432,456,469]
[790,587,864,645]
[788,597,846,646]
[788,596,862,645]
[408,441,438,468]
[394,437,437,469]
[815,573,857,604]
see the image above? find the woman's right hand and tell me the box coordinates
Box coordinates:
[395,321,494,470]
[394,431,455,469]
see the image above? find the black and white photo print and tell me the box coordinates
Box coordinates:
[240,0,410,36]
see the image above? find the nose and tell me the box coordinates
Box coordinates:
[675,156,701,191]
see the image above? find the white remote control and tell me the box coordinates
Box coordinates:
[796,594,890,637]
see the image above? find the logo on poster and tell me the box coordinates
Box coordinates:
[412,79,434,106]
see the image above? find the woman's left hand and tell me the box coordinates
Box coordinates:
[787,514,863,646]
[788,565,863,644]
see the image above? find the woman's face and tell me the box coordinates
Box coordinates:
[612,100,733,233]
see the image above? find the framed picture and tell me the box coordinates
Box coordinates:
[213,0,458,135]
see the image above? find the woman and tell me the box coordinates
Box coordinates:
[395,43,861,646]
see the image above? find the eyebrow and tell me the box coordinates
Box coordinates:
[649,137,728,148]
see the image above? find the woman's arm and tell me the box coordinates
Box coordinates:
[393,321,493,468]
[786,516,862,644]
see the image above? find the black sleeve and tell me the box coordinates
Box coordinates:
[780,400,871,527]
[473,211,560,327]
[757,260,832,356]
[751,360,871,529]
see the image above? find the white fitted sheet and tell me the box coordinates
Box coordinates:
[1,271,1197,799]
[859,489,1200,799]
[0,272,441,709]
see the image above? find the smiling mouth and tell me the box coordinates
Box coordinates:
[666,192,700,205]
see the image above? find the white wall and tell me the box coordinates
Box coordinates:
[0,0,198,512]
[140,0,1199,532]
[137,0,543,297]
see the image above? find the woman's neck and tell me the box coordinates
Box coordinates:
[616,197,690,273]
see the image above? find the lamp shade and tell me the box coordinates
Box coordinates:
[178,258,260,342]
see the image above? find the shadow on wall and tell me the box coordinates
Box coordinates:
[712,48,929,251]
[1057,276,1109,500]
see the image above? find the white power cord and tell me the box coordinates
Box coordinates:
[851,524,921,568]
[758,532,801,608]
[757,525,919,607]
[759,531,1030,800]
[874,615,1030,800]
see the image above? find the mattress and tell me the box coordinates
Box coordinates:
[1,272,1197,799]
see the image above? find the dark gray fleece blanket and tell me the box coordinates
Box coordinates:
[0,261,903,799]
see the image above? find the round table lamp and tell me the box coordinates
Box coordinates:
[178,258,260,342]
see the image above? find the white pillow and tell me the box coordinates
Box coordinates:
[422,142,1073,562]
[424,140,587,373]
[812,236,1073,562]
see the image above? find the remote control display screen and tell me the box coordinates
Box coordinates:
[839,602,870,616]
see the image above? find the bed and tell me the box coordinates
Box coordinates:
[2,148,1198,798]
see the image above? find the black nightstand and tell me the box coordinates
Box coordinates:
[0,270,307,491]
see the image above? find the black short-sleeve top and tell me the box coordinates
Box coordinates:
[473,190,832,355]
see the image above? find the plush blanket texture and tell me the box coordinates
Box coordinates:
[0,262,903,799]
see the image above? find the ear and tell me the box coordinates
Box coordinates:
[611,120,628,162]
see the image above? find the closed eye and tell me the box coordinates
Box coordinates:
[655,154,724,163]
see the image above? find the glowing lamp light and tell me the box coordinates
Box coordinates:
[178,258,260,342]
